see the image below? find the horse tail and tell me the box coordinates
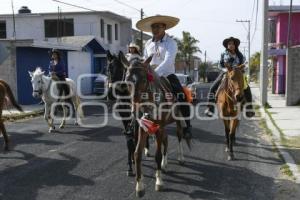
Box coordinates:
[0,80,23,112]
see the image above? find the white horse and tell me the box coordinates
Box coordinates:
[29,67,82,133]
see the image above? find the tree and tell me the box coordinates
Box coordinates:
[249,52,260,81]
[175,31,201,75]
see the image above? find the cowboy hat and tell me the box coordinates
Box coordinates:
[223,37,240,48]
[136,15,179,32]
[128,42,140,51]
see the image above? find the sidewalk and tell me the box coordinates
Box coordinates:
[2,104,44,121]
[251,83,300,182]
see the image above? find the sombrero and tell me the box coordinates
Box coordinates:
[223,37,240,48]
[136,15,179,32]
[128,42,140,51]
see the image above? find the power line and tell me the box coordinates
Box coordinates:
[112,0,140,12]
[52,0,98,12]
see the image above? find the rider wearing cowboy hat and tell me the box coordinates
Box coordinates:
[126,42,142,62]
[136,15,192,139]
[204,37,255,118]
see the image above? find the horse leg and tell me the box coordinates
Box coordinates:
[176,121,185,165]
[224,120,230,153]
[228,120,238,161]
[135,128,147,197]
[72,96,79,125]
[0,119,10,151]
[144,135,150,157]
[126,135,135,176]
[155,129,164,191]
[161,130,168,171]
[44,104,55,133]
[59,103,67,129]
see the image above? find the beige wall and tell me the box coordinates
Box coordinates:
[0,41,18,99]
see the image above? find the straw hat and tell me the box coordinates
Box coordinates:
[128,42,140,51]
[223,37,241,48]
[136,15,179,32]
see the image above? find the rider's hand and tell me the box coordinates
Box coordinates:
[225,63,233,71]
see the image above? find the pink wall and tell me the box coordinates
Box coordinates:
[276,13,300,46]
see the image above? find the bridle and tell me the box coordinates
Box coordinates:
[33,75,52,96]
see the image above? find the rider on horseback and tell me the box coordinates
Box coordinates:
[136,15,192,139]
[48,49,70,102]
[204,37,255,118]
[126,43,142,62]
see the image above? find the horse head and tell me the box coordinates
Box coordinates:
[107,51,130,100]
[29,67,45,98]
[227,67,244,102]
[125,56,152,103]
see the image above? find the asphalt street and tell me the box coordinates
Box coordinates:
[0,104,299,200]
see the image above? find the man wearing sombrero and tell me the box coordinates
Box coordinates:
[136,15,192,138]
[204,36,255,118]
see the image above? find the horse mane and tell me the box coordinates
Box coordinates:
[33,67,44,76]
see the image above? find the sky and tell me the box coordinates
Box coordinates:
[1,0,300,62]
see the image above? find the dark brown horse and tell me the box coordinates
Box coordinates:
[0,80,23,151]
[216,67,244,160]
[124,56,189,197]
[106,51,151,177]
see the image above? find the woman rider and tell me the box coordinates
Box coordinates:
[126,42,142,62]
[49,49,70,102]
[204,37,255,118]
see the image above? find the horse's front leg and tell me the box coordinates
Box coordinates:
[176,121,185,165]
[228,120,239,161]
[224,120,230,153]
[161,129,168,171]
[135,128,147,197]
[155,129,164,191]
[44,103,55,133]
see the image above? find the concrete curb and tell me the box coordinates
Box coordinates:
[256,102,300,183]
[2,109,44,122]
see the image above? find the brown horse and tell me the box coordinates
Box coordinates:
[216,68,244,161]
[0,80,23,151]
[124,56,190,197]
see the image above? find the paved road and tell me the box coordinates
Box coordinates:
[0,105,299,200]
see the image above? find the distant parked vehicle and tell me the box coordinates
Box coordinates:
[206,66,221,82]
[175,73,194,87]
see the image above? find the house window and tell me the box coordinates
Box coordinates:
[0,21,6,38]
[107,24,112,44]
[44,18,74,38]
[115,23,118,40]
[100,19,104,38]
[268,18,276,44]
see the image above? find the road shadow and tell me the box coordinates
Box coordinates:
[0,150,94,200]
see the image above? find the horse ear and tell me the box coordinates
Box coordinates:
[118,51,130,68]
[143,56,152,67]
[107,50,113,62]
[28,71,33,77]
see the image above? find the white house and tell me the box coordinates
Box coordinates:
[0,6,132,53]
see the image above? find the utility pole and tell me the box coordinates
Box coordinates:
[11,0,16,39]
[287,0,293,48]
[140,8,144,55]
[260,0,269,106]
[236,19,251,77]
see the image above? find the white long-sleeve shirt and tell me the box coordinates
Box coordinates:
[144,34,177,77]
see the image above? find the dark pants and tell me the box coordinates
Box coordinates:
[207,72,253,104]
[167,74,191,127]
[57,76,70,99]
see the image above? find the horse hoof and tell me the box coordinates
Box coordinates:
[127,170,134,177]
[59,125,64,129]
[155,184,163,191]
[136,190,145,198]
[4,146,10,151]
[74,122,78,126]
